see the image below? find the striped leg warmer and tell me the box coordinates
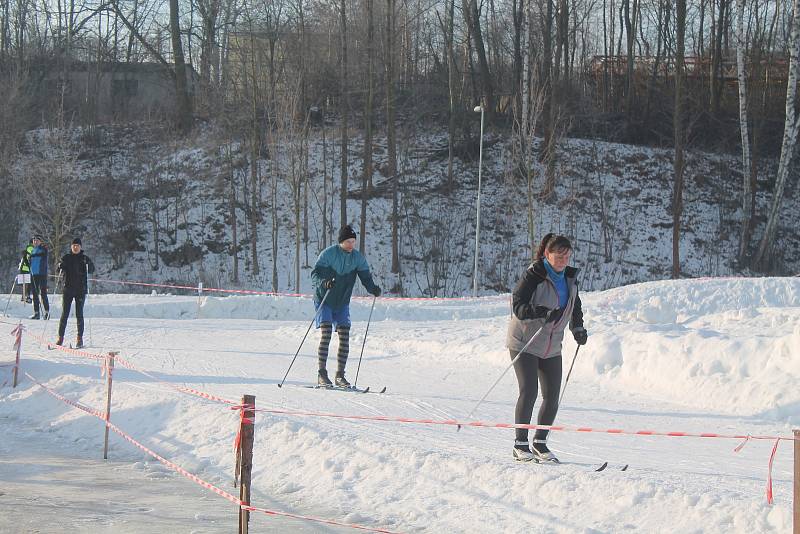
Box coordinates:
[318,323,333,370]
[336,325,350,375]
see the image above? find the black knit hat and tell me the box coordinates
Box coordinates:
[338,225,357,243]
[72,237,82,246]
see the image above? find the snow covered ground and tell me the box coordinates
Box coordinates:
[0,277,798,533]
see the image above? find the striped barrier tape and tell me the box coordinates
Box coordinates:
[25,371,402,533]
[80,275,508,302]
[253,406,796,504]
[24,327,238,406]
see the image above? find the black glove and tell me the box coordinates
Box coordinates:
[323,279,336,290]
[545,307,563,324]
[369,286,381,297]
[530,306,551,319]
[573,327,588,345]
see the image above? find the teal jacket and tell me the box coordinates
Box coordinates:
[311,244,378,311]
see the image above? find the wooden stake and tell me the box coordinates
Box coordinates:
[794,429,799,534]
[238,395,255,534]
[12,323,22,388]
[103,352,117,460]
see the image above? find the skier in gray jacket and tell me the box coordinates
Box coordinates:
[506,233,587,463]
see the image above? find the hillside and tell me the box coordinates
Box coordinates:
[8,121,798,296]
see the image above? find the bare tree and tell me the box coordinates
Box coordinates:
[245,5,260,276]
[672,0,687,278]
[735,0,755,261]
[463,0,494,115]
[227,143,239,283]
[360,0,375,254]
[386,0,400,274]
[170,0,193,132]
[753,0,800,269]
[339,0,349,228]
[22,127,92,266]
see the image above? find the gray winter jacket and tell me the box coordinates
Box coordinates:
[505,260,584,358]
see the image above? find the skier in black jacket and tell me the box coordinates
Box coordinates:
[506,233,587,463]
[56,238,95,348]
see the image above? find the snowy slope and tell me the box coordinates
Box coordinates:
[10,123,800,298]
[0,277,797,533]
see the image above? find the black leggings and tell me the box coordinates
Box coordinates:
[31,275,49,315]
[511,350,562,443]
[58,293,86,338]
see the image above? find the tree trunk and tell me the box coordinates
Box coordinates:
[360,0,374,255]
[672,0,687,279]
[735,0,755,262]
[753,0,800,269]
[169,0,192,132]
[228,144,239,283]
[541,0,558,197]
[339,0,349,228]
[387,0,400,274]
[271,170,279,291]
[463,0,494,115]
[441,0,457,189]
[624,0,639,128]
[322,111,329,249]
[512,0,524,111]
[248,21,260,275]
[710,0,727,116]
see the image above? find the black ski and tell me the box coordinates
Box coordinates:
[298,384,387,394]
[302,384,371,393]
[595,462,629,471]
[521,460,623,471]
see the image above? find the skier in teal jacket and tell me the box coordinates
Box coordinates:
[310,225,381,387]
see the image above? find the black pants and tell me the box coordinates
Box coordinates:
[58,293,86,338]
[511,350,562,443]
[31,275,49,315]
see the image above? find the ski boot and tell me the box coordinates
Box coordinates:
[531,439,560,463]
[512,441,537,462]
[75,336,84,349]
[317,369,333,387]
[334,373,351,388]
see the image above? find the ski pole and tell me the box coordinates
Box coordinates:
[458,322,548,431]
[40,271,61,340]
[277,288,331,388]
[558,345,580,407]
[353,295,377,388]
[3,277,18,317]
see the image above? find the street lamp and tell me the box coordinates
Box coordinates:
[473,104,485,298]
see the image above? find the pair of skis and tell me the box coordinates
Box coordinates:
[594,461,629,472]
[532,460,628,473]
[300,384,387,394]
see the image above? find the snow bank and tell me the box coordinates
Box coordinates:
[0,276,797,533]
[582,277,800,422]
